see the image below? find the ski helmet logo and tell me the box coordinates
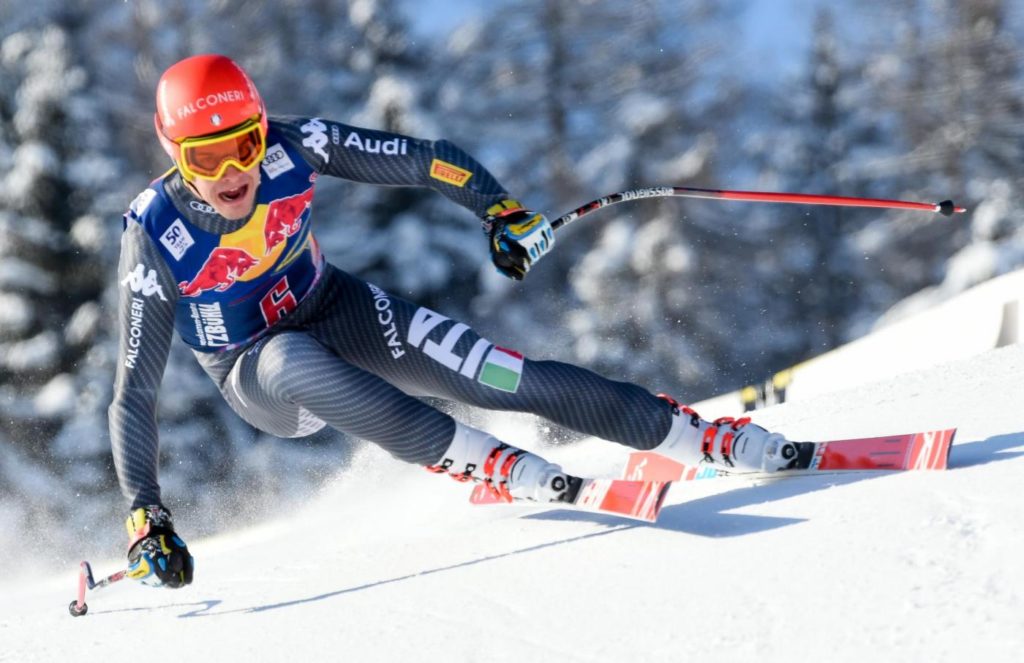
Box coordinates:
[300,118,330,163]
[174,89,246,121]
[211,113,223,127]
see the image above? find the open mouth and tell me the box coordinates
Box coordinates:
[218,183,249,203]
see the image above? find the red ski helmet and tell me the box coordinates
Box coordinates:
[154,54,268,162]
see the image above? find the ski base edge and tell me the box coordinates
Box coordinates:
[470,477,671,523]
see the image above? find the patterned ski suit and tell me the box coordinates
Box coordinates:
[111,115,674,508]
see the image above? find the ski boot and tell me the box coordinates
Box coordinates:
[653,395,799,473]
[428,423,572,503]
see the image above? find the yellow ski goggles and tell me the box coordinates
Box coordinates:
[177,118,267,181]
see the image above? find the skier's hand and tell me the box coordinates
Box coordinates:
[125,505,194,588]
[484,199,555,280]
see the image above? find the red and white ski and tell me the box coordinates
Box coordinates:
[470,476,671,523]
[623,428,957,483]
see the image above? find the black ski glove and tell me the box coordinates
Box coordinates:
[484,199,555,280]
[125,505,194,588]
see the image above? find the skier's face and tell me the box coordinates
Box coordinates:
[190,164,261,220]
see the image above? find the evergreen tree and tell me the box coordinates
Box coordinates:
[0,22,134,550]
[860,0,1024,309]
[437,0,755,398]
[745,8,887,369]
[0,24,122,432]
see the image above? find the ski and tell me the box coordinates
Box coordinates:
[469,476,671,523]
[623,428,957,483]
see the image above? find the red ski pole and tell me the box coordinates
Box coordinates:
[68,561,128,617]
[551,186,966,231]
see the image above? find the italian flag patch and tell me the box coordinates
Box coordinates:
[478,346,524,393]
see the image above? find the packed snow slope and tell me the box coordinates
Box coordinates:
[4,343,1024,663]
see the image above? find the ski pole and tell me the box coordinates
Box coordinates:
[68,560,128,617]
[551,186,966,231]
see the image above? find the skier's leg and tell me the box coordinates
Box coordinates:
[305,266,795,472]
[306,266,672,448]
[220,331,570,500]
[221,332,452,464]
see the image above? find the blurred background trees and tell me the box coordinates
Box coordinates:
[0,0,1021,565]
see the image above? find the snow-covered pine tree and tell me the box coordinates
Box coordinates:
[0,22,132,543]
[743,8,888,370]
[0,24,124,435]
[859,0,1024,315]
[436,0,761,399]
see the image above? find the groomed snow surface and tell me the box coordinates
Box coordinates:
[4,344,1024,662]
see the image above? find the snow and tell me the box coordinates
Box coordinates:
[32,373,75,419]
[0,329,59,372]
[0,292,33,335]
[0,258,57,295]
[3,344,1023,662]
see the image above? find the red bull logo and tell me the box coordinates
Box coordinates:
[178,247,261,297]
[177,187,314,298]
[264,188,313,255]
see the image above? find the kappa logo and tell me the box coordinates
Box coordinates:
[121,264,168,301]
[300,118,330,163]
[160,219,195,261]
[262,143,295,179]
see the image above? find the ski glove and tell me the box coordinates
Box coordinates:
[484,199,555,280]
[125,505,194,588]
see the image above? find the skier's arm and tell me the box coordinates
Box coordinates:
[274,115,555,277]
[108,222,178,510]
[273,115,510,215]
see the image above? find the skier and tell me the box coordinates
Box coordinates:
[112,54,796,588]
